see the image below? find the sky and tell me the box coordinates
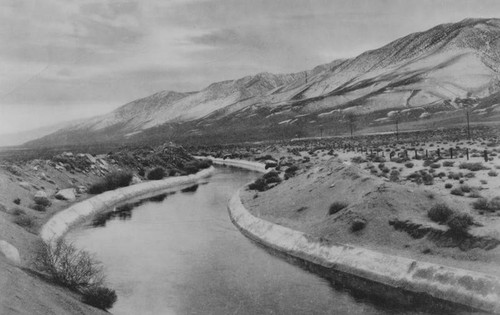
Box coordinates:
[0,0,499,136]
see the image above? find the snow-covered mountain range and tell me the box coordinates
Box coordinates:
[28,18,500,147]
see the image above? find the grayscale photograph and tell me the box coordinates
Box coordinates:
[1,0,500,314]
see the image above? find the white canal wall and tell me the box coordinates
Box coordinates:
[40,167,215,245]
[209,158,500,314]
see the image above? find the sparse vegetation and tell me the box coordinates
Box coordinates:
[459,162,488,172]
[351,218,366,232]
[488,170,498,177]
[147,167,165,180]
[13,214,36,229]
[88,171,133,194]
[444,183,453,189]
[428,204,454,224]
[37,240,105,289]
[442,161,454,167]
[328,202,348,215]
[450,188,464,196]
[81,286,117,310]
[447,213,473,234]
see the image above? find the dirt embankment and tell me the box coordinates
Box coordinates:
[0,144,199,314]
[241,155,500,277]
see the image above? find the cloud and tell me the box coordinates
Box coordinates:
[2,0,500,135]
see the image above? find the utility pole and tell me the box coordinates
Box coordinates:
[455,96,477,140]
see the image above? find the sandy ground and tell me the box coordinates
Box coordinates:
[240,139,500,277]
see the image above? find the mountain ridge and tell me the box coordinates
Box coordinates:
[27,18,500,147]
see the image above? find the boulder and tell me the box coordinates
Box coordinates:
[0,240,21,264]
[85,153,97,164]
[130,175,142,185]
[76,186,87,194]
[55,188,76,201]
[34,190,49,204]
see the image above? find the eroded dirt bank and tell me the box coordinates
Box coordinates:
[0,144,207,314]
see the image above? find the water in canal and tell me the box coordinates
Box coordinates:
[66,168,475,315]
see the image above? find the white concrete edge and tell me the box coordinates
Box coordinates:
[40,166,215,246]
[217,158,500,314]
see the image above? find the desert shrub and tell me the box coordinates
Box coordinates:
[262,171,281,184]
[488,197,500,211]
[328,202,348,215]
[351,156,366,164]
[480,179,488,185]
[423,159,434,167]
[82,286,117,310]
[197,159,213,169]
[450,188,464,196]
[31,204,48,211]
[436,172,446,178]
[88,171,133,194]
[284,165,299,179]
[447,213,473,234]
[422,173,434,185]
[13,198,21,205]
[460,185,471,193]
[488,170,498,177]
[468,190,482,199]
[182,161,200,174]
[138,169,145,177]
[14,214,35,228]
[248,178,268,192]
[428,204,453,223]
[430,163,441,169]
[351,218,366,232]
[37,240,105,290]
[378,163,385,170]
[459,162,488,172]
[389,170,399,182]
[147,167,165,180]
[381,167,390,174]
[444,183,453,189]
[464,172,475,178]
[371,156,386,163]
[442,161,454,167]
[35,197,51,208]
[404,162,414,168]
[11,207,25,216]
[473,198,490,211]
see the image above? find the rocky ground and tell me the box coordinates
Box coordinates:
[193,127,500,277]
[0,144,202,314]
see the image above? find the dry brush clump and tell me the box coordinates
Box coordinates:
[37,240,117,310]
[328,202,348,215]
[88,171,133,194]
[147,167,166,180]
[428,203,473,234]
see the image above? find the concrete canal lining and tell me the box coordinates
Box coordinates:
[208,157,500,314]
[40,167,215,245]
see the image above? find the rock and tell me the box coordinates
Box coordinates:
[62,152,73,157]
[55,165,65,171]
[34,190,49,204]
[55,188,76,201]
[18,182,31,190]
[0,240,21,264]
[85,153,97,164]
[76,186,87,194]
[130,175,142,185]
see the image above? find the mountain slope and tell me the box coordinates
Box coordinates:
[28,18,500,147]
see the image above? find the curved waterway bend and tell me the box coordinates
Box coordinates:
[66,167,465,315]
